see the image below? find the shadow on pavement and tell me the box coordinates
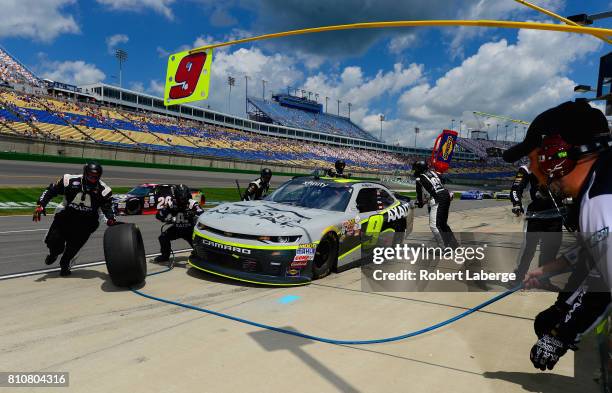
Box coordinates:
[483,370,599,393]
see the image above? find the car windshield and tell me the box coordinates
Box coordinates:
[128,186,151,196]
[266,178,352,212]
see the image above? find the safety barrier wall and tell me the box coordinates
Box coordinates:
[0,134,382,178]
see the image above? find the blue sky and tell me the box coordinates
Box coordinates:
[1,0,611,146]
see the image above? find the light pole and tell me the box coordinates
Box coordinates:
[115,49,128,88]
[496,124,499,141]
[414,127,419,148]
[348,103,352,120]
[459,120,463,137]
[244,75,250,114]
[504,125,508,141]
[325,97,329,113]
[262,80,267,100]
[308,91,312,100]
[514,125,518,142]
[379,114,384,139]
[337,99,341,116]
[451,119,455,130]
[315,93,319,102]
[227,76,235,113]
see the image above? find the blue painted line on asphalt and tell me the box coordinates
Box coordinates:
[278,295,300,304]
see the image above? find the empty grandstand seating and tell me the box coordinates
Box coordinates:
[248,97,379,142]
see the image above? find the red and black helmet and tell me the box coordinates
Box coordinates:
[537,134,576,180]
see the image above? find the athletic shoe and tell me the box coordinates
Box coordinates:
[45,254,58,265]
[153,255,170,264]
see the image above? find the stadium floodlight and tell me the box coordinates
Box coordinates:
[227,76,235,113]
[496,124,499,141]
[337,99,341,116]
[414,127,419,147]
[379,114,385,139]
[567,11,612,26]
[325,96,329,113]
[244,75,250,113]
[504,124,508,141]
[451,119,455,130]
[115,49,128,88]
[348,103,352,120]
[574,84,594,93]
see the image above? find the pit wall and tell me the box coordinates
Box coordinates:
[0,134,381,179]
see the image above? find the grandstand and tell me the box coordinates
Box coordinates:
[0,46,524,179]
[247,94,379,141]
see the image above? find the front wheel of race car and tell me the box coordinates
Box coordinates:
[312,234,338,279]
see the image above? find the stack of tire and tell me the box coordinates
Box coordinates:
[103,223,147,288]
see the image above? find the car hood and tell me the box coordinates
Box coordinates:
[199,201,346,236]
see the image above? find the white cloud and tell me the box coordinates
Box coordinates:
[0,0,79,42]
[148,80,165,96]
[40,60,106,85]
[387,27,602,146]
[388,34,418,54]
[129,81,145,92]
[96,0,175,20]
[106,34,129,54]
[449,1,565,58]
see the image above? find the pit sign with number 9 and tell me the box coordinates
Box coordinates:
[164,48,213,106]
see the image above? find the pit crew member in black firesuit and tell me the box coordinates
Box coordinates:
[327,159,349,178]
[154,184,204,263]
[505,101,612,373]
[413,160,458,248]
[504,143,564,289]
[242,168,272,201]
[33,162,118,276]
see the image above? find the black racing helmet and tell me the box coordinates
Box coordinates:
[261,168,272,183]
[412,160,428,175]
[83,161,102,189]
[335,159,346,174]
[174,184,191,207]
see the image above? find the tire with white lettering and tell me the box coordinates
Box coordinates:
[312,233,337,279]
[103,223,147,287]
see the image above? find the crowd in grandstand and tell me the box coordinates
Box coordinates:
[0,46,520,178]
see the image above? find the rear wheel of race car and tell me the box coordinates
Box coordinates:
[312,234,338,280]
[125,199,142,215]
[103,223,147,287]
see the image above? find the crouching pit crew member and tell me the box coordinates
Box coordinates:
[242,168,272,201]
[33,161,119,276]
[505,101,612,373]
[413,160,458,248]
[154,184,204,263]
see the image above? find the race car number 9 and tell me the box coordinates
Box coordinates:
[164,49,213,106]
[362,214,384,250]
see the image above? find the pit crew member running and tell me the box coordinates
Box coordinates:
[33,162,119,276]
[154,184,204,263]
[242,168,272,201]
[327,159,349,178]
[413,160,458,248]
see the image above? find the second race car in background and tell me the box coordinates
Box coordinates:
[113,183,204,215]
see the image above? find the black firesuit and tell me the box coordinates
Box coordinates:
[38,174,115,270]
[157,199,203,259]
[510,165,563,281]
[416,169,458,248]
[242,178,270,201]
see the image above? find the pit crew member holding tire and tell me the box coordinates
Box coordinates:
[505,101,612,372]
[413,160,459,248]
[154,184,204,263]
[504,149,563,289]
[242,168,272,201]
[33,162,118,276]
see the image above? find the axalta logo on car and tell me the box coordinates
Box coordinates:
[201,239,252,254]
[387,204,410,222]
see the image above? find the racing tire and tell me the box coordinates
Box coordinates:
[125,199,142,215]
[103,223,147,287]
[312,234,338,279]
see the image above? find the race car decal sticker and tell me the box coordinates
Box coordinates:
[213,203,313,226]
[303,181,328,188]
[387,204,410,222]
[201,239,252,254]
